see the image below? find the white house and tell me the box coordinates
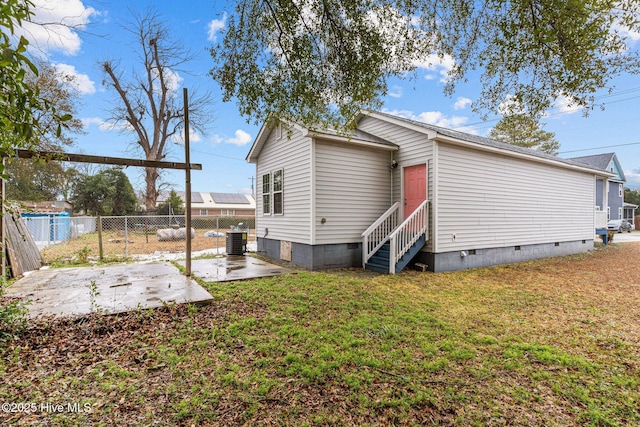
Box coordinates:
[157,191,256,216]
[247,111,611,273]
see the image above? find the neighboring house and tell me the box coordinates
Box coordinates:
[624,202,638,227]
[156,192,256,216]
[17,200,73,215]
[246,111,612,273]
[568,153,626,221]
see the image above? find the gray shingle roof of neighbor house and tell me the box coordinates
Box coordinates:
[366,111,611,174]
[567,153,615,171]
[568,152,627,182]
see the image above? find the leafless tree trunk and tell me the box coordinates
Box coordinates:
[100,9,211,211]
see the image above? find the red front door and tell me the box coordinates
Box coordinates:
[404,163,427,219]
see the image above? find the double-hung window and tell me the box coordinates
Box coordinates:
[273,169,283,215]
[262,169,284,215]
[262,173,271,215]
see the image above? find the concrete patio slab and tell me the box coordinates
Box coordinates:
[4,262,213,319]
[180,255,295,282]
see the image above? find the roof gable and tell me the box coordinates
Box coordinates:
[568,153,626,182]
[246,118,397,163]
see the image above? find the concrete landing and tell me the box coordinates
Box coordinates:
[181,255,295,282]
[4,262,213,319]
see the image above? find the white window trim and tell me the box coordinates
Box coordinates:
[619,207,623,219]
[607,206,611,220]
[619,183,623,197]
[273,169,284,215]
[199,209,208,216]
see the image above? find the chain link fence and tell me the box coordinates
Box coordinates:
[22,215,255,264]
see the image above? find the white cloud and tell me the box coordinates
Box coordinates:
[152,68,183,96]
[18,0,97,56]
[82,117,131,132]
[207,13,227,42]
[552,94,582,116]
[226,129,252,146]
[414,53,456,82]
[384,109,475,133]
[453,97,472,110]
[624,169,640,189]
[210,135,224,144]
[53,63,95,95]
[497,94,525,115]
[613,19,640,47]
[185,129,202,143]
[388,85,403,98]
[211,129,253,146]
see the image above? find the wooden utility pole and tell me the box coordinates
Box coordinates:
[184,88,192,277]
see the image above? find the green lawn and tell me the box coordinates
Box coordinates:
[1,244,639,426]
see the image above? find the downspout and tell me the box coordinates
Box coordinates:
[432,140,439,253]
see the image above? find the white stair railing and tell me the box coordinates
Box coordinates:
[361,203,400,267]
[388,201,429,274]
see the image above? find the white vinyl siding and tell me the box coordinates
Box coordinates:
[435,143,595,252]
[314,140,391,244]
[357,116,435,250]
[256,127,312,244]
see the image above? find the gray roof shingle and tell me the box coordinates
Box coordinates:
[370,111,603,171]
[567,153,615,171]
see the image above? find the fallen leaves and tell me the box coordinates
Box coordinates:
[1,243,639,425]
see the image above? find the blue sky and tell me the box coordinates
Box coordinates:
[18,0,640,194]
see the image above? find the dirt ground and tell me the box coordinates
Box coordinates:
[41,230,256,263]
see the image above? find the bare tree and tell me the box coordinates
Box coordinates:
[100,9,211,210]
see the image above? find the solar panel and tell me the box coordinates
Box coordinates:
[177,192,204,203]
[191,192,204,203]
[211,193,250,204]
